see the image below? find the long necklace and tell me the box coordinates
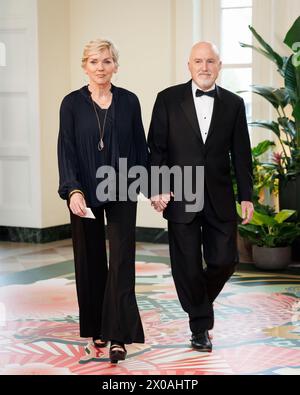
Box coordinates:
[90,96,110,151]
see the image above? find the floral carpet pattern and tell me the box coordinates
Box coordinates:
[0,242,300,375]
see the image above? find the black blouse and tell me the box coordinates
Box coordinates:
[57,85,148,207]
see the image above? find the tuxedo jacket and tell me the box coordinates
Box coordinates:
[147,80,253,223]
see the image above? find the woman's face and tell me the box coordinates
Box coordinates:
[84,48,117,86]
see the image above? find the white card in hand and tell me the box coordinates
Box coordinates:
[83,207,96,219]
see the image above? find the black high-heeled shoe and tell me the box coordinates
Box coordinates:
[109,341,127,363]
[92,336,108,348]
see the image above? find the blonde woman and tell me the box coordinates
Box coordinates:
[57,39,148,363]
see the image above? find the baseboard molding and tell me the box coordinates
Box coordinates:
[0,225,168,244]
[0,225,72,243]
[135,227,168,243]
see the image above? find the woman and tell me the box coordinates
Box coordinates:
[57,39,148,363]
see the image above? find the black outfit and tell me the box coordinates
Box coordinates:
[57,85,148,343]
[58,85,148,206]
[148,81,252,334]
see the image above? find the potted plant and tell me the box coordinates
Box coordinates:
[236,202,300,270]
[239,16,300,216]
[233,140,277,263]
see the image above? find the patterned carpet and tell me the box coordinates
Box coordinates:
[0,241,299,375]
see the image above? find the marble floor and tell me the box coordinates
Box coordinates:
[0,239,300,375]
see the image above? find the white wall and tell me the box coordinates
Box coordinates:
[38,0,70,227]
[0,0,41,227]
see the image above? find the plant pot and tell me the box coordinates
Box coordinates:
[278,175,300,262]
[252,245,291,270]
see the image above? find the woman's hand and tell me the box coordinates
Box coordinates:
[69,193,87,217]
[150,192,174,212]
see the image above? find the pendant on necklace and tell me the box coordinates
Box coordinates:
[98,139,104,151]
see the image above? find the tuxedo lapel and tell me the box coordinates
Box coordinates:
[180,81,204,144]
[205,85,223,143]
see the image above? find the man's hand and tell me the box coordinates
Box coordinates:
[241,201,254,224]
[69,193,87,217]
[150,192,174,212]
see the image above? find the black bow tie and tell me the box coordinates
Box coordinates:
[195,88,216,98]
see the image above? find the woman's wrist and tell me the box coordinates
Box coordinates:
[69,189,85,200]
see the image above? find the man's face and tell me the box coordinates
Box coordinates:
[188,43,222,90]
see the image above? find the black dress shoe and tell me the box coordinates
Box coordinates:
[109,341,127,363]
[190,330,212,352]
[92,336,108,348]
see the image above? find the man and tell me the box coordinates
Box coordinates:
[148,42,254,352]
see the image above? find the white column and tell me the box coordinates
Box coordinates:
[37,0,70,227]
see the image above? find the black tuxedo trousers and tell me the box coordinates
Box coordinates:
[168,186,237,333]
[69,201,144,344]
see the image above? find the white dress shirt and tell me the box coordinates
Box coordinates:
[192,81,215,144]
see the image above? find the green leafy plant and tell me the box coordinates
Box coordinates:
[239,16,300,179]
[251,140,278,203]
[236,202,300,247]
[231,139,278,206]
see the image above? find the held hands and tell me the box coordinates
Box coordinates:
[150,195,254,221]
[150,192,174,212]
[69,192,87,217]
[241,201,254,224]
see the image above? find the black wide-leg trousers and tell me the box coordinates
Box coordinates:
[168,192,237,334]
[69,201,144,344]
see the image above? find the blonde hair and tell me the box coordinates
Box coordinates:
[81,38,119,68]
